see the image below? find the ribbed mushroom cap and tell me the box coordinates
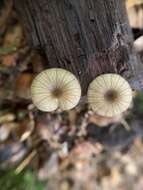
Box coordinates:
[31,68,81,112]
[87,74,133,117]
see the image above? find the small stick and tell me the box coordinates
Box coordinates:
[120,119,131,131]
[15,150,37,174]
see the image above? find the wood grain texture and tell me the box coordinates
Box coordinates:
[13,0,143,94]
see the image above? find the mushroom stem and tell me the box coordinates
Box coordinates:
[52,88,63,98]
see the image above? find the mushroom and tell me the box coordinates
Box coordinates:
[126,0,143,29]
[134,35,143,52]
[87,74,133,117]
[31,68,81,112]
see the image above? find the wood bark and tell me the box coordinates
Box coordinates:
[13,0,143,94]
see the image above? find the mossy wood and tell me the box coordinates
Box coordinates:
[14,0,143,94]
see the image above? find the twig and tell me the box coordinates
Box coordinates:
[15,150,37,174]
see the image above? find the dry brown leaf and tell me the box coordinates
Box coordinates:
[88,114,122,127]
[0,122,19,142]
[15,72,34,99]
[3,24,23,48]
[70,142,103,160]
[1,53,17,67]
[0,113,15,123]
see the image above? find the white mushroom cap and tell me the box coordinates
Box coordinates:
[87,74,133,117]
[134,35,143,52]
[31,68,81,112]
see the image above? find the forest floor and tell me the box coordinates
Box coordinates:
[0,1,143,190]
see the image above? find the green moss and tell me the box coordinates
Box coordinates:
[0,46,17,55]
[134,92,143,115]
[0,169,45,190]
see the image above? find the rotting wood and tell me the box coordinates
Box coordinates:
[13,0,143,94]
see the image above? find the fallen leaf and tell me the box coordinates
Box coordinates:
[88,113,122,127]
[15,72,34,99]
[3,24,24,48]
[0,113,15,123]
[1,53,17,67]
